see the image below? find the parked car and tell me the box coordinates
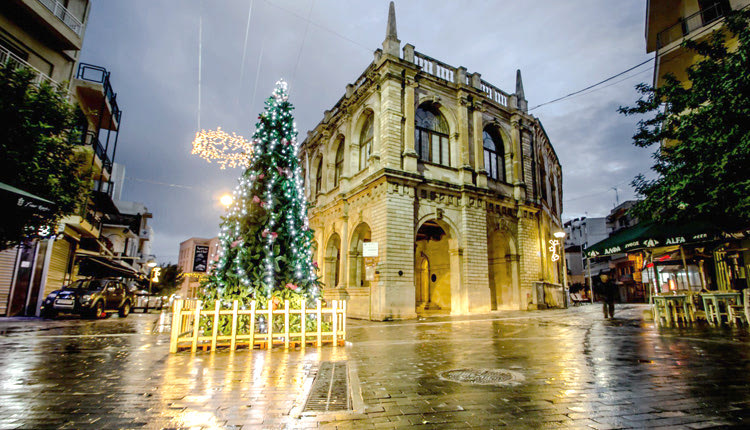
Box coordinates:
[40,278,135,319]
[131,290,165,312]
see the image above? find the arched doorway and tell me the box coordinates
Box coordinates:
[324,233,341,288]
[348,223,372,288]
[488,229,520,309]
[415,220,451,312]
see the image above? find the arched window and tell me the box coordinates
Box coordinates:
[333,139,344,187]
[483,127,505,181]
[415,104,449,166]
[359,114,374,170]
[315,158,323,196]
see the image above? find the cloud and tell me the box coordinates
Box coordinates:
[80,0,658,260]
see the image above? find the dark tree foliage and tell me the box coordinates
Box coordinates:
[619,10,750,232]
[151,264,184,296]
[0,65,90,250]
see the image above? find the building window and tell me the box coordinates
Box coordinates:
[359,114,373,171]
[483,127,505,181]
[699,0,730,25]
[315,158,323,196]
[415,104,450,166]
[333,140,344,187]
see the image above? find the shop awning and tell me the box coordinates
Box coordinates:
[76,252,140,278]
[0,181,56,214]
[584,220,722,258]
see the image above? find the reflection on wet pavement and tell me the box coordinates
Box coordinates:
[0,305,748,428]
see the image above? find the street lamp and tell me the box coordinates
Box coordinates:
[146,261,158,313]
[220,194,233,208]
[553,231,568,307]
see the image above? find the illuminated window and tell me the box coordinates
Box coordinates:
[415,105,449,166]
[483,127,505,181]
[315,158,323,196]
[334,139,344,187]
[359,114,373,170]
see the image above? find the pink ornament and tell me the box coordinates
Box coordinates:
[231,240,240,248]
[253,195,261,204]
[313,261,319,268]
[271,232,278,240]
[258,173,265,180]
[285,283,298,291]
[262,229,269,238]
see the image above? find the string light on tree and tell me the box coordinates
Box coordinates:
[196,80,320,309]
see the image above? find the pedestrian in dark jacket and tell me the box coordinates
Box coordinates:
[599,274,617,319]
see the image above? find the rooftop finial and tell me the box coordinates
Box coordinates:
[386,1,398,40]
[382,1,400,58]
[515,69,525,100]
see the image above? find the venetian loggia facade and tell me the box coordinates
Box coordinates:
[300,3,564,320]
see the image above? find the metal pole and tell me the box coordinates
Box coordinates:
[680,246,692,292]
[586,257,594,303]
[146,270,152,313]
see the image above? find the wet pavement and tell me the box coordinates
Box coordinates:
[0,304,749,429]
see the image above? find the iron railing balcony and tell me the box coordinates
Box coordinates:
[80,130,112,174]
[656,2,731,49]
[35,0,84,36]
[75,63,122,127]
[0,44,58,87]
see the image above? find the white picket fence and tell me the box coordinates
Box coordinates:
[169,299,346,353]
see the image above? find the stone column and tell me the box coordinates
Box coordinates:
[457,94,472,185]
[510,115,524,200]
[472,103,487,188]
[340,210,349,289]
[378,78,402,169]
[340,112,352,191]
[403,78,418,172]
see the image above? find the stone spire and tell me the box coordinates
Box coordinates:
[515,69,528,112]
[515,69,525,100]
[382,1,401,58]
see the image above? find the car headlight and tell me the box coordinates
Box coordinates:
[81,295,92,302]
[46,292,58,300]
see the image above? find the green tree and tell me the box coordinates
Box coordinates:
[0,65,90,250]
[151,264,184,296]
[201,80,319,309]
[619,10,750,232]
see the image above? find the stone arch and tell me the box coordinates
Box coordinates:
[324,232,341,288]
[352,107,375,172]
[348,222,372,288]
[482,124,507,182]
[487,227,521,310]
[414,216,460,313]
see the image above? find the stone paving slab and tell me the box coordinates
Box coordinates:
[0,305,748,428]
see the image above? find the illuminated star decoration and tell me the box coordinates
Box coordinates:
[191,127,253,169]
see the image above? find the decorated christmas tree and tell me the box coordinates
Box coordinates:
[202,80,319,308]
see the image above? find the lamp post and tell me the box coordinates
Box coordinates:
[146,261,158,313]
[553,231,568,308]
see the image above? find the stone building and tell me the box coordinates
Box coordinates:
[300,3,564,320]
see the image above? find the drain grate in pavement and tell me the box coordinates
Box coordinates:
[303,361,351,412]
[439,368,523,386]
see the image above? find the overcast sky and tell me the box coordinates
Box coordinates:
[79,0,656,263]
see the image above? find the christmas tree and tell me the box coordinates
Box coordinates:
[202,80,319,309]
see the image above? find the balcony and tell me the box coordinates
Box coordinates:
[79,130,112,175]
[72,63,121,131]
[656,2,731,49]
[0,44,57,87]
[35,0,83,36]
[7,0,85,50]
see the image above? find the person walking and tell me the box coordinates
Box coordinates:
[599,274,617,319]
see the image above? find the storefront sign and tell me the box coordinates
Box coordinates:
[193,245,209,272]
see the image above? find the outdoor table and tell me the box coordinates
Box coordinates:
[653,294,693,327]
[700,291,742,326]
